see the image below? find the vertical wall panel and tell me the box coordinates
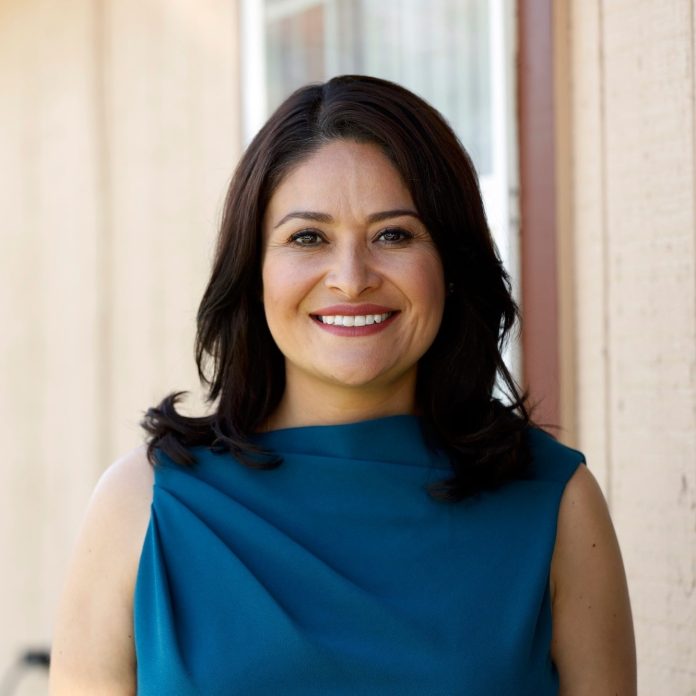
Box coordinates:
[553,0,580,450]
[105,0,239,456]
[602,1,696,690]
[0,1,101,691]
[568,0,610,492]
[0,2,241,690]
[568,0,696,692]
[104,0,241,459]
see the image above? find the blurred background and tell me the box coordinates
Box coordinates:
[1,0,694,693]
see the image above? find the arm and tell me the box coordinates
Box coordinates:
[550,464,636,695]
[49,446,154,695]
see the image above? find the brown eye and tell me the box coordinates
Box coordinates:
[377,228,413,244]
[289,230,323,246]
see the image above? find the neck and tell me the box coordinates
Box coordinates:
[262,371,419,432]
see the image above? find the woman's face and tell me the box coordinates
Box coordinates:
[261,139,445,402]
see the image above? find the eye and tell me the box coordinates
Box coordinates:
[289,229,324,246]
[376,227,414,244]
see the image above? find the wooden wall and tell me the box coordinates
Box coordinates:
[0,1,240,691]
[559,1,696,692]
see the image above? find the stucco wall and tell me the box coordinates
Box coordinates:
[0,1,240,691]
[560,1,696,692]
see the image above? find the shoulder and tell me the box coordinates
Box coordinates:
[549,464,637,694]
[49,445,154,694]
[67,443,154,584]
[525,426,586,484]
[76,442,155,598]
[82,444,155,561]
[93,444,155,514]
[549,464,604,601]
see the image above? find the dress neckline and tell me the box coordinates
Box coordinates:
[250,414,450,469]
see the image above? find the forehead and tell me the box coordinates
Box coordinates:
[264,140,415,227]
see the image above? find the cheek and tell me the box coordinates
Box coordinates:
[410,255,446,316]
[261,256,318,331]
[261,258,294,309]
[262,253,324,303]
[260,261,292,354]
[260,260,286,334]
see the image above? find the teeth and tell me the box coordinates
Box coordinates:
[317,312,393,326]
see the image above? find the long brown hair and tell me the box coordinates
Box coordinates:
[142,74,533,500]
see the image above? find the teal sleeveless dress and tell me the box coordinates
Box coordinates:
[134,416,585,695]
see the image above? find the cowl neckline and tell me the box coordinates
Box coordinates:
[250,414,450,470]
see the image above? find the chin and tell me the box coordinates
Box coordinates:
[323,364,405,389]
[327,372,384,388]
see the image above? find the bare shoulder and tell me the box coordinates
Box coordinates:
[550,464,637,695]
[79,444,155,563]
[550,465,623,602]
[49,445,155,695]
[94,444,155,518]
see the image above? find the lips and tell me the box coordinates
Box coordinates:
[310,303,397,316]
[309,304,400,335]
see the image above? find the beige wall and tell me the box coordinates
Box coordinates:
[559,0,696,692]
[0,0,240,691]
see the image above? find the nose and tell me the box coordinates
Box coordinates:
[323,243,382,298]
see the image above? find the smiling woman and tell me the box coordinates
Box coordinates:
[49,75,635,695]
[260,140,445,427]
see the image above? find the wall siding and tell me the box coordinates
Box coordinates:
[566,0,696,692]
[0,1,240,691]
[0,4,102,692]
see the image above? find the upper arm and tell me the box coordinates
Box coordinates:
[49,445,154,696]
[550,464,636,696]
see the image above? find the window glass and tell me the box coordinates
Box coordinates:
[264,0,492,175]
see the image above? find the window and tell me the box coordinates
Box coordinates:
[241,0,520,377]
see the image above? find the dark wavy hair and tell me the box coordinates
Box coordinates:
[142,74,534,501]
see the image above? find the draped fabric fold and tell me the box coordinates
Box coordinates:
[134,416,585,695]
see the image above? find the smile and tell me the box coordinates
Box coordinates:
[315,312,394,326]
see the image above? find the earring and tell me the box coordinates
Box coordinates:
[447,281,455,296]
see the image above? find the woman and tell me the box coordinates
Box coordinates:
[50,75,636,695]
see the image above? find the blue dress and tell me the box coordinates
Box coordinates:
[134,415,585,695]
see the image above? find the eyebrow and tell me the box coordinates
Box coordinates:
[273,208,421,229]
